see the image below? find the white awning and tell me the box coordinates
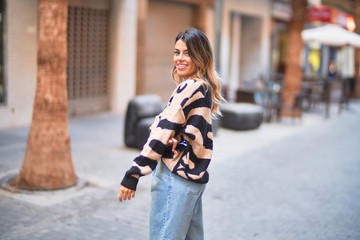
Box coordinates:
[301,24,360,48]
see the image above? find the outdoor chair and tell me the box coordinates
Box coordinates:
[124,94,164,149]
[221,103,264,130]
[276,91,305,123]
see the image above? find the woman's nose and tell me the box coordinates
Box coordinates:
[177,53,185,60]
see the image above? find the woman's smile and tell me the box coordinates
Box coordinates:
[176,63,188,70]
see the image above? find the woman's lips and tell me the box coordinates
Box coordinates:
[177,64,187,70]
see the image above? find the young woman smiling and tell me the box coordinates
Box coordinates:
[119,28,224,240]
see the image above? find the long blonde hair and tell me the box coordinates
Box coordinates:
[171,28,224,116]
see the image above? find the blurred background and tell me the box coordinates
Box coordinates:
[1,1,360,239]
[0,0,360,127]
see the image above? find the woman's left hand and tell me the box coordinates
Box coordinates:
[167,137,178,154]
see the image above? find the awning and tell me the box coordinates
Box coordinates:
[301,24,360,47]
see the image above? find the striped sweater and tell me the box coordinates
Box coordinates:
[121,79,213,191]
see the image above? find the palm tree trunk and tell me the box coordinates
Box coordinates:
[13,0,77,190]
[354,0,360,97]
[281,0,307,116]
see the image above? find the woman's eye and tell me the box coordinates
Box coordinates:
[174,51,190,58]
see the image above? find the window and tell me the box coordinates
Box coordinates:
[67,6,109,100]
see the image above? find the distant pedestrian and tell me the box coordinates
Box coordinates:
[118,28,224,240]
[328,60,337,80]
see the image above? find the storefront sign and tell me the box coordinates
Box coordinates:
[307,4,356,31]
[272,1,292,22]
[307,5,332,23]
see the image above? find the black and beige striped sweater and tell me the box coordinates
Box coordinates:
[121,79,213,191]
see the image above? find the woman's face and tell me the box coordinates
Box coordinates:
[174,39,197,79]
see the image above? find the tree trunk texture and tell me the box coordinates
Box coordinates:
[354,0,360,97]
[14,0,77,190]
[281,0,307,116]
[136,0,147,95]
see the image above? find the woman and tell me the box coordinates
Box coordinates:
[118,28,224,240]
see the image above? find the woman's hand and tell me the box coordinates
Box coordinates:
[167,137,178,154]
[119,138,178,203]
[118,185,136,202]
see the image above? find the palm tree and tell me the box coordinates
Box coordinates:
[11,0,77,190]
[280,0,307,116]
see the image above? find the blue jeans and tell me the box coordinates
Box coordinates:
[149,161,206,240]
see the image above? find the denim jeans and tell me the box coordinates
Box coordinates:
[149,161,206,240]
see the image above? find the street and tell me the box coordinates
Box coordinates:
[0,102,360,240]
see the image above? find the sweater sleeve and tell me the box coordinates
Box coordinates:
[121,80,203,190]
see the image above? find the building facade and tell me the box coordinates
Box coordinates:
[0,0,38,128]
[218,0,272,102]
[0,0,274,129]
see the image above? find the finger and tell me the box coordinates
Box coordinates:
[120,191,128,202]
[124,190,131,201]
[118,189,124,202]
[171,138,178,153]
[172,145,178,153]
[127,191,133,200]
[167,138,176,146]
[119,186,130,202]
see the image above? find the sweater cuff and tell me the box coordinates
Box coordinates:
[121,175,139,191]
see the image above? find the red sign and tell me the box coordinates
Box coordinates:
[307,4,356,31]
[307,5,332,23]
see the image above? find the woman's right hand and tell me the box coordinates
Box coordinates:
[118,185,136,202]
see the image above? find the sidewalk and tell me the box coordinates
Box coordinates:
[0,101,359,240]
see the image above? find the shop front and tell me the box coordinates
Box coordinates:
[218,0,272,102]
[303,3,356,80]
